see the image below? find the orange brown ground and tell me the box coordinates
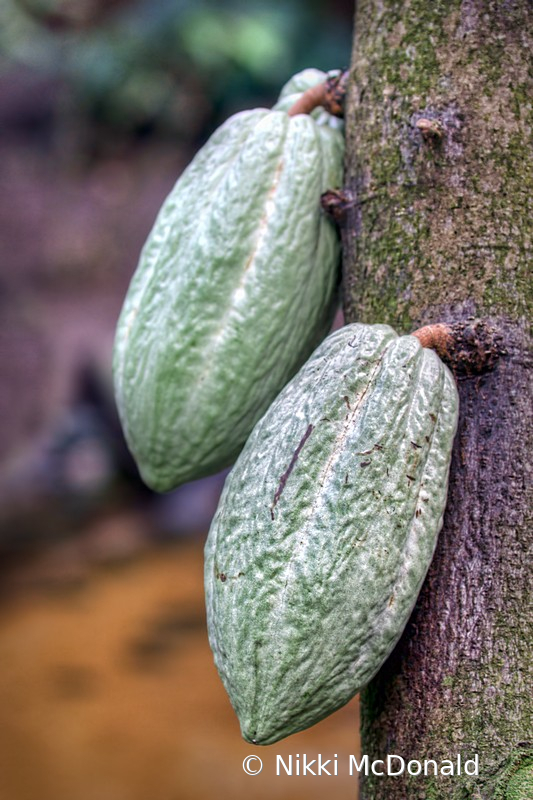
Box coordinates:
[0,538,359,800]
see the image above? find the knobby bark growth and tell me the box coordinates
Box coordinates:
[341,1,532,798]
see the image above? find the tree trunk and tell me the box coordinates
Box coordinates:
[341,1,533,798]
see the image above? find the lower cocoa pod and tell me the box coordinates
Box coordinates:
[205,323,459,744]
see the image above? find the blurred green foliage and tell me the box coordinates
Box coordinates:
[0,0,352,140]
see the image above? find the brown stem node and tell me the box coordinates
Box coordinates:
[320,189,355,225]
[412,319,504,376]
[324,70,349,117]
[416,117,444,139]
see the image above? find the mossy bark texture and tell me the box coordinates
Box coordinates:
[343,2,532,799]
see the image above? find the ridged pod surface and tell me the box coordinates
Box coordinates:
[205,323,459,744]
[113,71,344,491]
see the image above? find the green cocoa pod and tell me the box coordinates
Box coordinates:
[113,72,344,492]
[205,323,459,744]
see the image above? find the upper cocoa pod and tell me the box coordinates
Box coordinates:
[205,323,459,744]
[113,71,344,491]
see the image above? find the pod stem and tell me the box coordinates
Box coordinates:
[412,323,453,355]
[288,70,349,118]
[412,319,505,376]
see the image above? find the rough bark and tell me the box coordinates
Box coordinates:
[342,1,533,798]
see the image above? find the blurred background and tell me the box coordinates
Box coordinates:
[0,1,357,797]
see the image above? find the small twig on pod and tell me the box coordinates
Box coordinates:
[288,70,349,118]
[412,323,453,355]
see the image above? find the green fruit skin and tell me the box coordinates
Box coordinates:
[113,91,344,492]
[205,323,459,745]
[277,68,328,99]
